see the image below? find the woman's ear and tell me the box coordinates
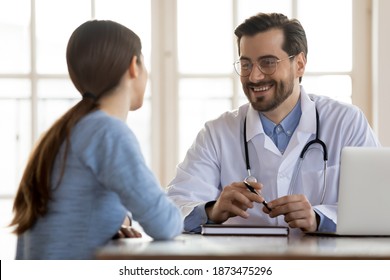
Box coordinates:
[128,56,139,78]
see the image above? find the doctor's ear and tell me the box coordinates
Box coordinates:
[295,52,306,77]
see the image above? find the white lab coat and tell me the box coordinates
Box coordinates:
[167,87,380,228]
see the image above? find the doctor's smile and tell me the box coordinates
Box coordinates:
[248,82,275,97]
[252,84,273,92]
[248,85,275,102]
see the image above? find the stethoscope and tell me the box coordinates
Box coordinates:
[243,108,328,204]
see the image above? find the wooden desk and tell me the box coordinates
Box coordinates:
[96,232,390,260]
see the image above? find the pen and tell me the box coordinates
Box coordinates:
[243,180,272,211]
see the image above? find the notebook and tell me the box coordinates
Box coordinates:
[201,224,289,236]
[313,146,390,236]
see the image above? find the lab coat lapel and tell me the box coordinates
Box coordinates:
[244,89,317,176]
[279,90,317,173]
[246,105,280,155]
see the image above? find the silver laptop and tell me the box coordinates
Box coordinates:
[316,147,390,236]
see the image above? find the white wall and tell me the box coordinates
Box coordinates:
[372,0,390,146]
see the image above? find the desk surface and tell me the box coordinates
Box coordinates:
[96,232,390,260]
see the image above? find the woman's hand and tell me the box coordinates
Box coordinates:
[113,216,142,239]
[115,225,142,238]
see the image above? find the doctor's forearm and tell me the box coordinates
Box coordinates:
[314,210,337,232]
[183,204,210,232]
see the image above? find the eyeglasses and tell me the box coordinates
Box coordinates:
[233,55,295,77]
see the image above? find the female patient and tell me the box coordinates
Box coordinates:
[10,20,183,259]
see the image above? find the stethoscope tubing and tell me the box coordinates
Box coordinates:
[243,107,328,204]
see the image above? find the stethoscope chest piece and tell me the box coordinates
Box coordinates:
[244,174,257,183]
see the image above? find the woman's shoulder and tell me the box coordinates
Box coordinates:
[77,110,133,137]
[71,110,137,150]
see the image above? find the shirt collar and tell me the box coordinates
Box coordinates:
[245,86,316,141]
[259,97,302,138]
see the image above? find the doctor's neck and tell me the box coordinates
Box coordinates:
[261,91,301,125]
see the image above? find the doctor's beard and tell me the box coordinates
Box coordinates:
[245,74,295,112]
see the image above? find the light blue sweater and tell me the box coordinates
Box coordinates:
[16,110,183,259]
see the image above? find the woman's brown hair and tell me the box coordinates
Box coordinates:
[10,20,142,234]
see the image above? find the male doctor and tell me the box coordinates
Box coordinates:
[167,13,380,233]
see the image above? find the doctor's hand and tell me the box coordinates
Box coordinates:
[205,181,264,224]
[263,194,318,232]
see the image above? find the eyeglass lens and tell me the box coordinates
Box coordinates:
[234,57,279,76]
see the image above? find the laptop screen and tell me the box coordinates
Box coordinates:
[337,147,390,235]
